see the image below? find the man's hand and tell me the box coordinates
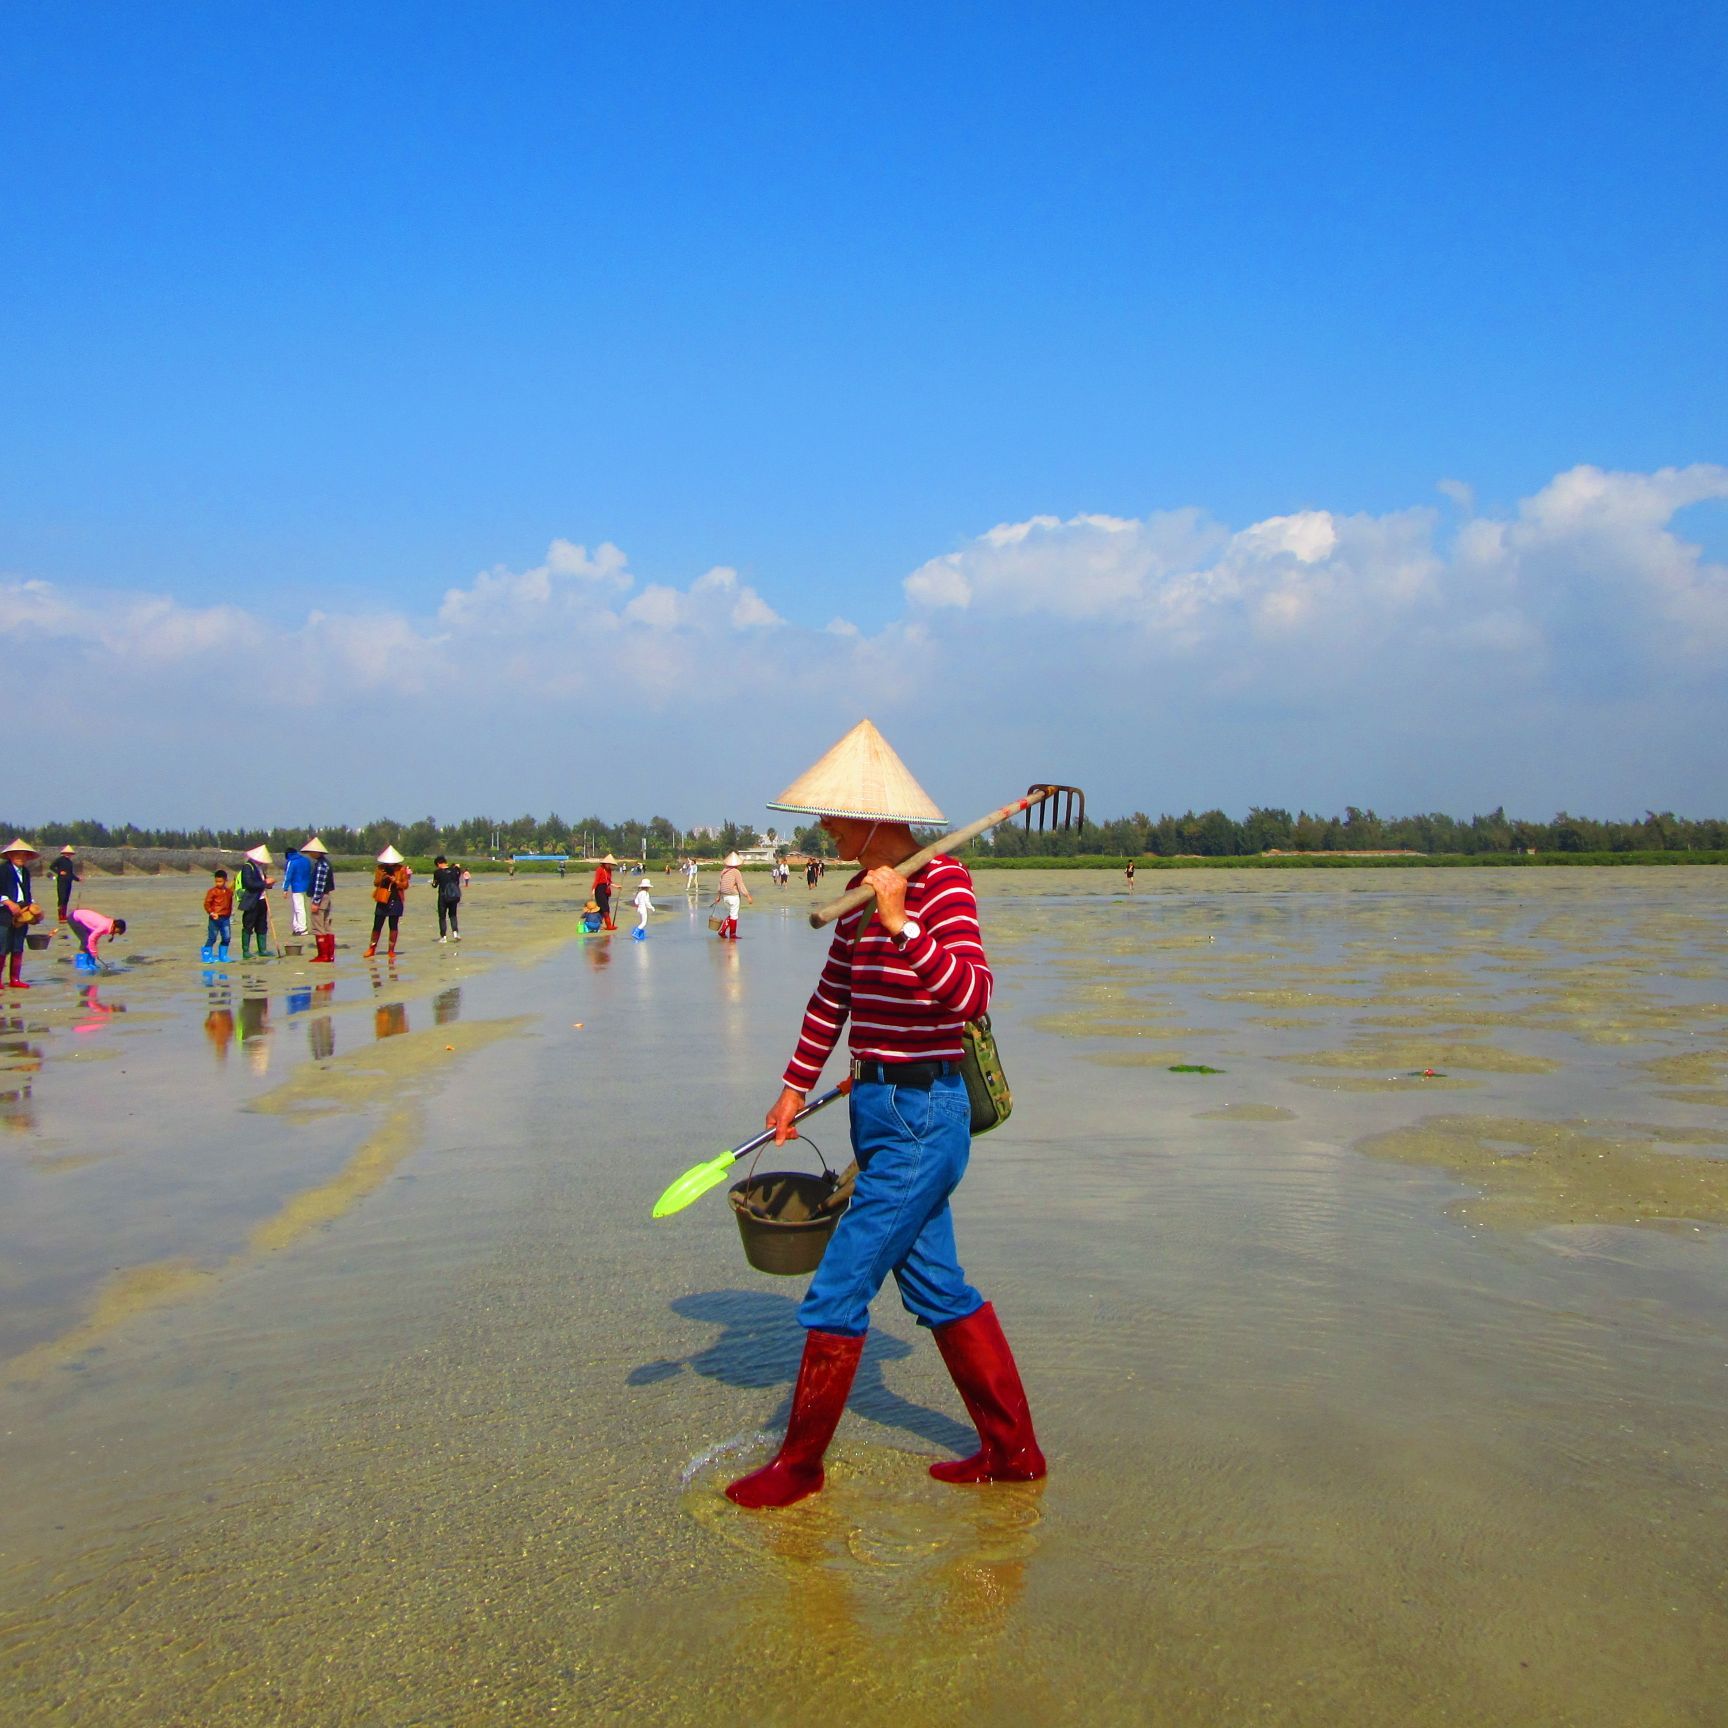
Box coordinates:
[865,865,908,935]
[766,1086,806,1144]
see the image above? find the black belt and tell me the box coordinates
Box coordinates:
[849,1058,960,1088]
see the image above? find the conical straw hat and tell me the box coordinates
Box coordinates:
[377,845,405,865]
[59,844,76,856]
[723,852,741,867]
[768,719,945,824]
[601,854,616,865]
[1,837,40,860]
[300,836,328,855]
[244,844,273,865]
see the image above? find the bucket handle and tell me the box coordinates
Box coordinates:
[739,1134,838,1219]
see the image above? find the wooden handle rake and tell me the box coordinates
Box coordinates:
[808,782,1086,930]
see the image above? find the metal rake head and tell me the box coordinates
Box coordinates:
[1023,784,1086,834]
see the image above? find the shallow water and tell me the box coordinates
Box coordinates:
[2,869,1726,1725]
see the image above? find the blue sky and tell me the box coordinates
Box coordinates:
[2,3,1724,828]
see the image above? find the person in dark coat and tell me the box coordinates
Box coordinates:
[49,846,79,923]
[237,845,276,961]
[432,854,463,942]
[0,838,42,989]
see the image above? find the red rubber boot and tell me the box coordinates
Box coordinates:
[7,952,27,990]
[929,1302,1046,1484]
[725,1329,864,1509]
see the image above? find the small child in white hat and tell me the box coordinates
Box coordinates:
[631,876,655,941]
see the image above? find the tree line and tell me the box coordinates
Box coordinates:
[972,806,1728,857]
[8,805,1724,859]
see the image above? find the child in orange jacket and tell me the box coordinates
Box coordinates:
[202,870,234,962]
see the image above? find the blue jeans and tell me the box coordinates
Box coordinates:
[205,916,230,948]
[798,1072,983,1337]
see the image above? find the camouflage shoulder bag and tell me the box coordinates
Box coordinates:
[959,1013,1013,1135]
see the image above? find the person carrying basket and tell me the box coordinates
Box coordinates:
[721,720,1045,1509]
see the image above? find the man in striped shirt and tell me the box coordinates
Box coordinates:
[724,719,1046,1510]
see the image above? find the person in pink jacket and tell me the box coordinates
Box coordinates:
[68,908,126,973]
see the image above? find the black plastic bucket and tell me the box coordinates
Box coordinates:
[729,1165,848,1276]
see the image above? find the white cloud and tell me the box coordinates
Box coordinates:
[2,465,1725,825]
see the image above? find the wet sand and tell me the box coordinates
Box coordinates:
[2,869,1726,1725]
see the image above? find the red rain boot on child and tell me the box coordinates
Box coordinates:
[725,1329,864,1509]
[928,1302,1047,1484]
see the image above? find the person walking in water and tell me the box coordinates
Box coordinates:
[303,836,336,963]
[49,846,79,924]
[631,874,655,941]
[366,845,410,959]
[715,851,752,940]
[720,719,1045,1509]
[592,854,617,931]
[237,845,275,960]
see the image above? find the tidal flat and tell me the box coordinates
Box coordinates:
[2,868,1726,1726]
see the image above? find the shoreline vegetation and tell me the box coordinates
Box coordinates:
[5,802,1727,874]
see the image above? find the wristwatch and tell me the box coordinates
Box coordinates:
[892,918,921,948]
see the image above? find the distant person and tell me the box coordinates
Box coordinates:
[806,856,820,889]
[0,838,42,989]
[303,836,336,963]
[282,845,312,936]
[68,908,126,973]
[202,868,234,962]
[366,845,411,960]
[433,854,464,942]
[685,857,699,897]
[715,851,752,940]
[593,853,617,931]
[49,845,79,923]
[631,875,655,941]
[1124,858,1137,889]
[558,859,567,879]
[508,858,517,879]
[237,845,275,961]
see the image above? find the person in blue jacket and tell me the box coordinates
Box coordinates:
[282,845,313,938]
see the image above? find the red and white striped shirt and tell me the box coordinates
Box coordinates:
[783,855,993,1092]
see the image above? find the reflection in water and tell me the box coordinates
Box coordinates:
[0,1011,39,1131]
[309,1015,335,1062]
[432,987,462,1027]
[585,938,612,970]
[374,1002,409,1041]
[237,992,271,1077]
[203,1002,235,1066]
[285,985,312,1015]
[73,984,124,1035]
[0,1080,34,1132]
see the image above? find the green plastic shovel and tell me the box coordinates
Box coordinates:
[651,1079,852,1219]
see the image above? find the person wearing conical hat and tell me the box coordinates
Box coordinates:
[302,838,337,963]
[714,851,753,941]
[366,845,410,960]
[592,853,618,932]
[236,845,276,961]
[0,839,42,990]
[722,719,1045,1510]
[49,844,80,924]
